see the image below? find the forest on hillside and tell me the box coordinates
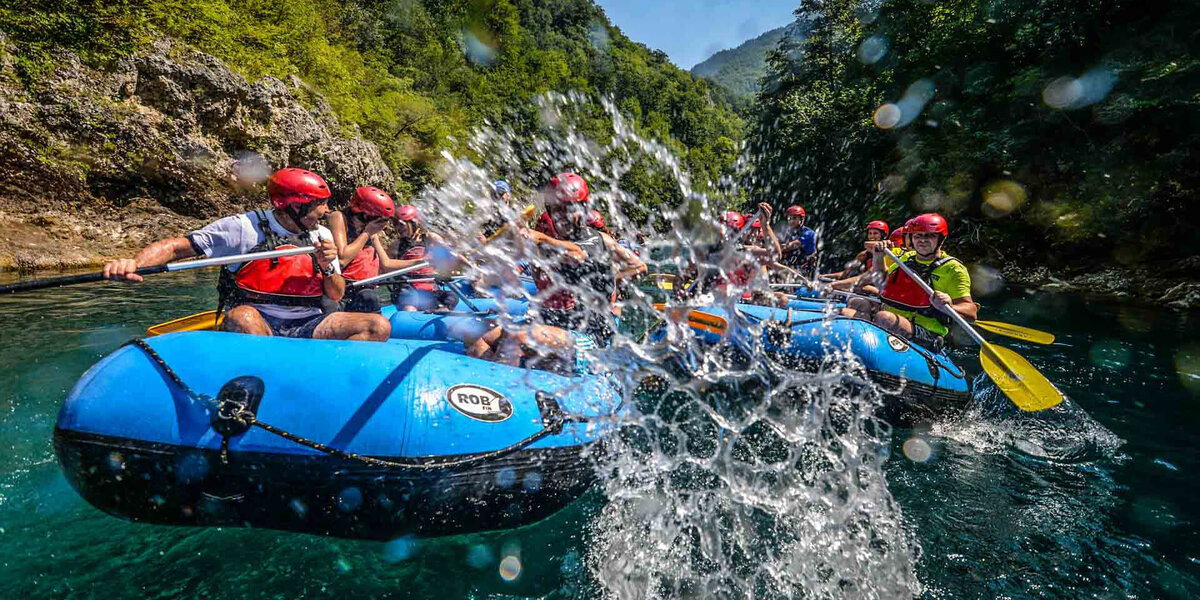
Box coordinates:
[0,0,744,228]
[752,0,1200,269]
[2,0,1198,273]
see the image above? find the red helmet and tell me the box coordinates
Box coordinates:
[350,187,396,218]
[889,226,906,247]
[267,168,330,210]
[908,213,949,238]
[395,204,420,223]
[586,210,606,229]
[721,211,746,230]
[786,205,806,218]
[867,220,890,236]
[547,172,589,206]
[746,214,763,229]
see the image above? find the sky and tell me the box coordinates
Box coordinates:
[594,0,801,69]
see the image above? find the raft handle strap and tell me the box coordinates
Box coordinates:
[126,339,588,471]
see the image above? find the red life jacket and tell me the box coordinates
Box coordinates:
[881,252,958,314]
[862,251,874,272]
[398,242,436,291]
[342,243,379,281]
[221,210,325,308]
[341,220,380,282]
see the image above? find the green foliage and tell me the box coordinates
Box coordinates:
[753,0,1200,266]
[0,0,744,209]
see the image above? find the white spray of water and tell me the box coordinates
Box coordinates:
[414,92,921,598]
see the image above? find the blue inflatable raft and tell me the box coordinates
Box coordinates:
[663,303,971,425]
[55,332,622,540]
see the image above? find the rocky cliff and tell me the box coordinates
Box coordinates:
[0,34,393,271]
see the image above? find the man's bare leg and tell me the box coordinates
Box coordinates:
[222,305,274,335]
[313,312,391,341]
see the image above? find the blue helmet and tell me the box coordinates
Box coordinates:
[492,180,511,196]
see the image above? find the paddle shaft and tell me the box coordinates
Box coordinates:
[883,248,985,345]
[0,246,318,294]
[348,261,430,288]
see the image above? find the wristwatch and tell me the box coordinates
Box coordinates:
[320,264,336,276]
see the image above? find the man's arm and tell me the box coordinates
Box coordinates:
[102,238,197,282]
[602,233,647,283]
[314,238,345,302]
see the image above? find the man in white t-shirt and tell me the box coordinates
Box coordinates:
[103,168,390,341]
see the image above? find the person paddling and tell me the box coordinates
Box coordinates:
[680,205,783,305]
[829,220,890,292]
[523,172,646,346]
[779,205,818,276]
[327,186,396,313]
[841,213,976,350]
[102,168,390,341]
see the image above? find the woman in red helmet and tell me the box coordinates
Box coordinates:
[102,168,390,341]
[841,213,976,350]
[378,204,458,312]
[828,220,890,288]
[327,186,395,313]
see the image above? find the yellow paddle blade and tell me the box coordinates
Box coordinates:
[975,320,1055,345]
[980,342,1064,411]
[146,310,222,337]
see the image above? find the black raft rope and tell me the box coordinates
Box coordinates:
[126,339,586,470]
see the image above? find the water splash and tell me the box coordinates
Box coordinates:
[412,92,921,597]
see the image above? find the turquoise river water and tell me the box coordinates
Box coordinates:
[0,271,1198,598]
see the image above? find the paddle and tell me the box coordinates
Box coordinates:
[883,247,1063,411]
[348,261,431,288]
[0,246,320,294]
[780,287,1057,345]
[971,320,1055,345]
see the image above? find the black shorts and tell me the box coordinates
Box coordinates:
[257,310,330,339]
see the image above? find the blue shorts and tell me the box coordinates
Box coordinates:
[258,311,330,339]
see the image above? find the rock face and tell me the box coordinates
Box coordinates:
[0,34,394,270]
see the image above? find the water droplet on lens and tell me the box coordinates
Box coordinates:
[902,437,933,462]
[466,544,494,569]
[980,180,1028,218]
[338,487,363,512]
[873,103,902,129]
[522,472,543,492]
[968,264,1005,297]
[495,467,517,488]
[383,535,419,563]
[498,554,522,582]
[858,36,889,64]
[1175,345,1200,395]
